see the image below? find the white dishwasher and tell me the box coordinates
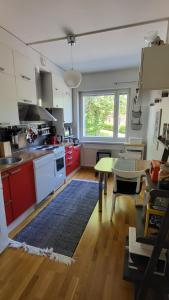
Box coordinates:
[33,153,56,204]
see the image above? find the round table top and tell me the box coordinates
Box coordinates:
[94,157,150,173]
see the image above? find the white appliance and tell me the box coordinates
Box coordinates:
[0,176,8,253]
[33,146,65,203]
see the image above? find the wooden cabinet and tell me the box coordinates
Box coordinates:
[13,51,37,104]
[0,72,19,125]
[0,42,14,75]
[139,45,169,90]
[1,161,36,225]
[65,145,80,176]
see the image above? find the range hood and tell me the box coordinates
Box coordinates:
[18,103,57,122]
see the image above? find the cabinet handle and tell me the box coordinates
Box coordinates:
[10,168,21,175]
[0,66,5,72]
[20,74,31,81]
[67,163,72,167]
[1,173,9,179]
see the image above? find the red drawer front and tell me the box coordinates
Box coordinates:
[65,145,73,153]
[65,151,73,158]
[66,156,73,164]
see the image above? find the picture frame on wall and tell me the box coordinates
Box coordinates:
[153,109,162,144]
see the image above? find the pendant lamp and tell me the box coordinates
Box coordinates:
[64,35,82,88]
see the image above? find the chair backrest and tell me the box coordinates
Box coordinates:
[112,167,144,194]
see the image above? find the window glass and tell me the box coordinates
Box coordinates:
[118,94,128,138]
[83,94,115,137]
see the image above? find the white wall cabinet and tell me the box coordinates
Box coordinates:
[0,72,19,125]
[63,89,72,123]
[0,42,14,75]
[41,71,64,109]
[13,51,37,104]
[139,45,169,90]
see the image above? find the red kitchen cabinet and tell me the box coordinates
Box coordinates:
[9,161,36,219]
[72,146,80,170]
[1,172,13,225]
[65,145,81,176]
[65,145,73,176]
[1,160,36,224]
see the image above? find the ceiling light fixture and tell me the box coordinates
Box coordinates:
[63,35,82,89]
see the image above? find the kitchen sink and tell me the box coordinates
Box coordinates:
[0,157,22,165]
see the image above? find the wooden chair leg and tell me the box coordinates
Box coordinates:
[111,194,117,221]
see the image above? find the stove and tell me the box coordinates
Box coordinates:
[34,144,65,155]
[35,145,59,151]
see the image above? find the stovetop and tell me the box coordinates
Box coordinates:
[35,145,60,151]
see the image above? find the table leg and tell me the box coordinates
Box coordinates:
[99,172,104,212]
[104,173,108,195]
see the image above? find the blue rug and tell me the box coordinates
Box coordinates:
[14,180,99,257]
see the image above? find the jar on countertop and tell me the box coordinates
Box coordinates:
[158,163,169,189]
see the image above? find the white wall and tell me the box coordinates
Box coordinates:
[72,68,149,142]
[147,90,169,160]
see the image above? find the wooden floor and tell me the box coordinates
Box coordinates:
[0,168,137,300]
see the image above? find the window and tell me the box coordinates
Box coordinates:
[80,90,128,142]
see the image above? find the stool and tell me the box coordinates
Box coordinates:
[95,150,112,176]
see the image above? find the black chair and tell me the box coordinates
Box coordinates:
[95,149,112,176]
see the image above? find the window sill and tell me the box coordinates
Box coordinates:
[79,140,125,145]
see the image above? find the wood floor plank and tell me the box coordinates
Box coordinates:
[0,168,135,300]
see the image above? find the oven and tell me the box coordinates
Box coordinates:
[53,148,66,188]
[55,156,65,172]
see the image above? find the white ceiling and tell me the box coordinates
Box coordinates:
[0,0,169,72]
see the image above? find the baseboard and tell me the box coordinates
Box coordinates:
[8,205,35,233]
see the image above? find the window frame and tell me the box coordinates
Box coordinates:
[79,89,129,143]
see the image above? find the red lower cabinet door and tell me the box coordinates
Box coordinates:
[66,164,73,176]
[72,146,81,171]
[9,161,36,219]
[1,172,14,225]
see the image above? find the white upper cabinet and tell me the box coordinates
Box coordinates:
[139,45,169,90]
[0,42,14,75]
[63,89,72,123]
[13,50,37,104]
[52,73,64,108]
[0,72,19,125]
[41,71,64,109]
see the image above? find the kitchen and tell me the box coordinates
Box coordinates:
[0,1,169,299]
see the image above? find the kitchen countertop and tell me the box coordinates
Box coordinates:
[0,143,81,173]
[0,149,52,173]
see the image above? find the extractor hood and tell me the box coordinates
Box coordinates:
[18,103,57,122]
